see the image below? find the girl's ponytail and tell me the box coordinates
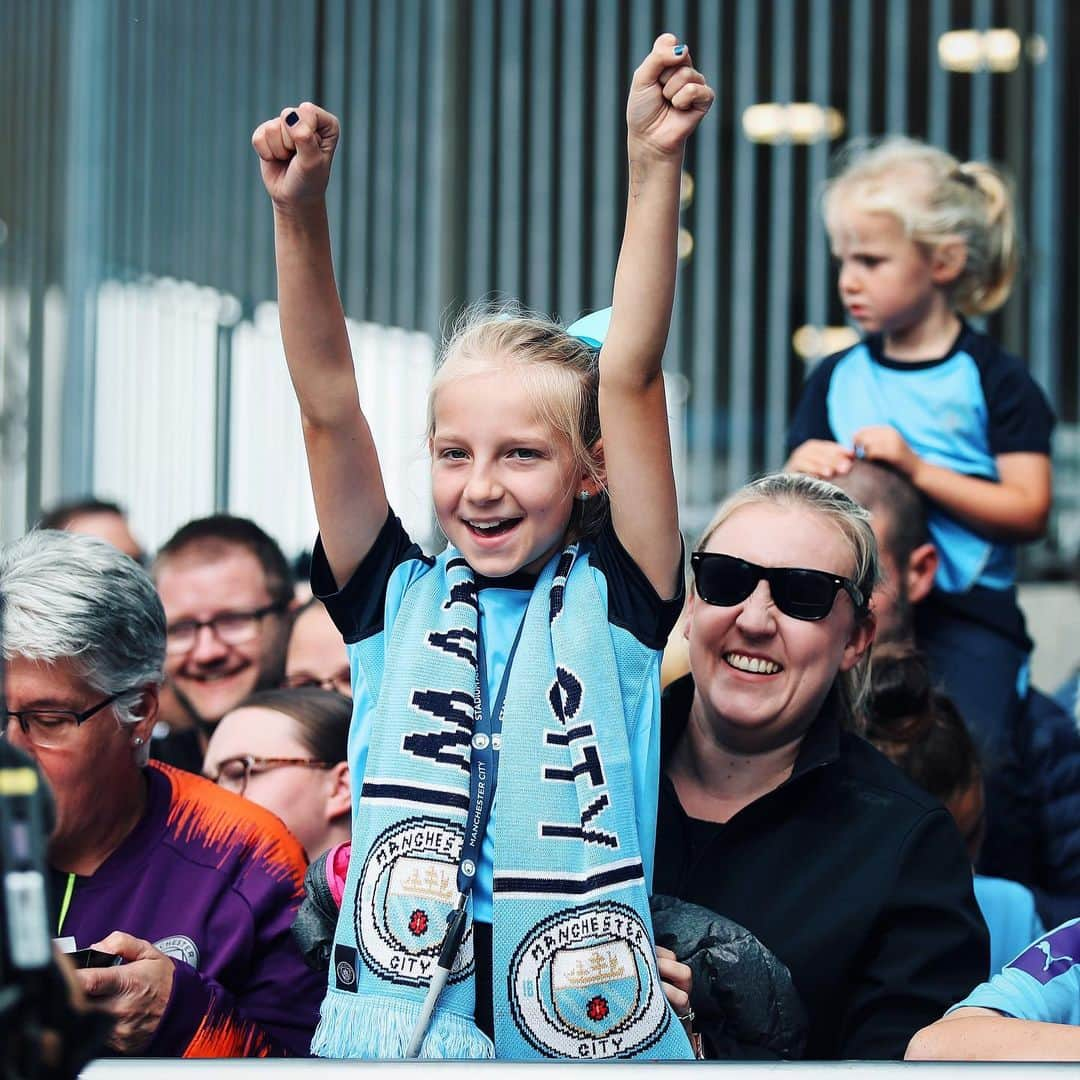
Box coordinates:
[953,161,1018,316]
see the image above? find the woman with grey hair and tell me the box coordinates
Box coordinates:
[1,529,323,1057]
[654,473,988,1060]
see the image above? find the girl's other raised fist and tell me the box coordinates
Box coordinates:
[252,102,340,211]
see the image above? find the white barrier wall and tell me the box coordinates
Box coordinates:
[228,301,434,556]
[93,280,218,551]
[89,278,435,557]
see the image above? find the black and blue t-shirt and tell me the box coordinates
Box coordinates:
[311,510,684,923]
[788,322,1054,594]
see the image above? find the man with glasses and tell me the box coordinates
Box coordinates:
[152,516,296,772]
[0,529,322,1057]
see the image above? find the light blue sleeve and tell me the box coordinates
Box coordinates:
[949,966,1080,1025]
[974,875,1048,974]
[948,919,1080,1025]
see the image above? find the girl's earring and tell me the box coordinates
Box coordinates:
[577,490,591,501]
[132,736,145,747]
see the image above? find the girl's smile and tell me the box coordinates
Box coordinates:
[430,368,591,578]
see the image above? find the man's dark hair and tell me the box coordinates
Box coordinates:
[153,515,293,607]
[833,461,930,564]
[38,497,127,531]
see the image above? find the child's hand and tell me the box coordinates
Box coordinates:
[627,33,714,159]
[656,945,700,1053]
[252,102,340,211]
[784,439,855,480]
[852,425,921,479]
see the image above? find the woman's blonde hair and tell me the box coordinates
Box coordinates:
[695,473,881,728]
[823,136,1018,316]
[427,300,607,538]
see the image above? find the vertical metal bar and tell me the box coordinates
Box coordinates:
[526,0,555,313]
[663,0,689,382]
[928,0,951,149]
[249,0,278,305]
[588,0,620,309]
[341,0,374,317]
[466,0,496,303]
[688,0,724,512]
[1000,0,1028,355]
[394,0,421,328]
[847,0,871,138]
[726,0,760,491]
[495,0,525,301]
[214,325,232,511]
[1029,0,1062,398]
[61,0,108,498]
[321,0,349,298]
[805,0,832,352]
[886,0,909,132]
[22,0,46,521]
[765,0,795,471]
[556,0,587,322]
[370,1,402,325]
[419,0,456,336]
[970,0,992,160]
[138,0,156,275]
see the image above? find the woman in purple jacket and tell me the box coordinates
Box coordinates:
[1,529,323,1057]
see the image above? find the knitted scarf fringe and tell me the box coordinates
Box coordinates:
[311,990,495,1060]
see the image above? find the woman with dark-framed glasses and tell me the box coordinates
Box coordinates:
[204,686,351,860]
[0,529,323,1058]
[654,473,988,1060]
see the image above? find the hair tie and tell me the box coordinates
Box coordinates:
[566,307,613,351]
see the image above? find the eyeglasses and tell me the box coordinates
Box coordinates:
[691,552,867,622]
[3,690,133,749]
[165,603,288,656]
[281,670,353,696]
[205,754,332,796]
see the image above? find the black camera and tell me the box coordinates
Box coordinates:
[1,592,101,1077]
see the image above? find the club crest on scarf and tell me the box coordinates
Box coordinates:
[508,901,671,1058]
[312,544,693,1060]
[356,816,474,986]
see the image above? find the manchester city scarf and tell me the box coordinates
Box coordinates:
[310,543,693,1060]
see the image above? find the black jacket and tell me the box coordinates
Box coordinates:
[654,676,989,1061]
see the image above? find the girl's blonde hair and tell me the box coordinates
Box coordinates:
[823,136,1018,316]
[695,473,881,729]
[427,300,607,538]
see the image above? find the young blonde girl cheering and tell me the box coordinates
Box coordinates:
[253,34,712,1060]
[786,137,1055,880]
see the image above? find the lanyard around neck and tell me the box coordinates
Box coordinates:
[56,871,76,936]
[455,609,527,897]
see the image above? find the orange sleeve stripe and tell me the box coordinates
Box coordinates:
[155,762,307,890]
[183,1009,275,1059]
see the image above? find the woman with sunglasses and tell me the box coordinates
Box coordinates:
[654,473,987,1060]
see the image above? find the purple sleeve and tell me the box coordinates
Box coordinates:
[147,957,321,1057]
[145,837,324,1057]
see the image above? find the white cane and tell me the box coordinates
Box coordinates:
[405,894,469,1058]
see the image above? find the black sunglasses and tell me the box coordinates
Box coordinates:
[691,552,867,622]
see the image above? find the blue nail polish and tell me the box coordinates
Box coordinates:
[673,45,686,56]
[286,110,299,127]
